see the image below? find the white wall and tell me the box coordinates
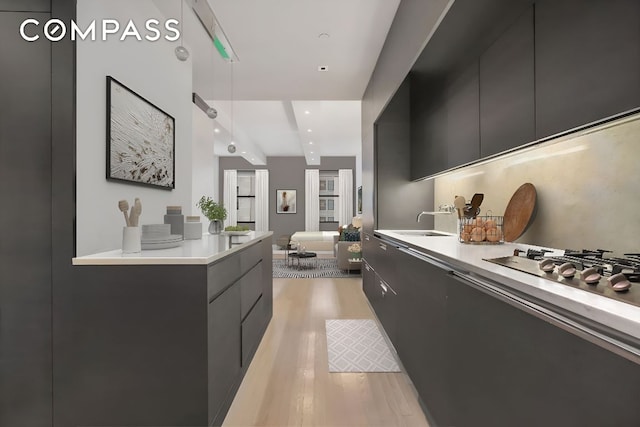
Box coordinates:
[76,0,195,255]
[192,104,218,207]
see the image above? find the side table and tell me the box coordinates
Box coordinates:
[347,258,362,275]
[288,252,318,270]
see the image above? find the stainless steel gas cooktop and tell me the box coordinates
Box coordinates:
[485,249,640,308]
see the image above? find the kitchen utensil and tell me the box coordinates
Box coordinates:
[465,193,484,218]
[118,200,130,226]
[130,198,142,227]
[503,183,537,242]
[454,196,466,219]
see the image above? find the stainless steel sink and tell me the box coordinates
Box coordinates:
[393,230,451,237]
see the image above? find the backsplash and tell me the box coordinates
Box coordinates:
[434,112,640,255]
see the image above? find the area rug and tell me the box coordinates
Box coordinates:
[325,319,401,373]
[272,258,356,278]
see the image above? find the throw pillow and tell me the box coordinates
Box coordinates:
[343,230,360,242]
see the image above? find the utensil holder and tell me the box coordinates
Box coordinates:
[122,226,141,253]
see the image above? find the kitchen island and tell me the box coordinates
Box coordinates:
[67,232,273,427]
[364,230,640,427]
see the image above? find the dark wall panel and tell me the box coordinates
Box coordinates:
[377,77,434,229]
[535,0,640,138]
[480,6,535,157]
[0,0,49,12]
[0,11,52,427]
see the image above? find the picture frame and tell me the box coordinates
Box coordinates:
[276,189,296,214]
[106,76,175,190]
[357,186,362,214]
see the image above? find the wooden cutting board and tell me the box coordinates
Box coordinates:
[503,183,537,242]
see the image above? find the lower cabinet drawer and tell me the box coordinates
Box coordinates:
[241,296,265,367]
[240,262,263,320]
[208,284,241,424]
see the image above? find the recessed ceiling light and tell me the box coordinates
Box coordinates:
[310,151,314,154]
[230,141,235,145]
[241,151,246,154]
[304,110,310,115]
[214,128,220,133]
[309,141,313,145]
[307,129,312,133]
[251,158,255,161]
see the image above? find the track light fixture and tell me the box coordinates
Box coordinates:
[175,0,190,61]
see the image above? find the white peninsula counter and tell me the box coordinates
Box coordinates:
[73,231,273,265]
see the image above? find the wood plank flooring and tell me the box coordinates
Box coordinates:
[223,277,430,427]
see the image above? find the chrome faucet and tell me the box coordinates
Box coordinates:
[417,204,455,222]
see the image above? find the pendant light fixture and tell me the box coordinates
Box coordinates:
[175,0,190,61]
[227,60,236,153]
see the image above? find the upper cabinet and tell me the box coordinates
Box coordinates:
[410,77,447,180]
[446,63,480,168]
[480,7,534,157]
[406,0,640,180]
[535,0,640,139]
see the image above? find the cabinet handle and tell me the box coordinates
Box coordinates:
[379,243,387,251]
[379,280,397,296]
[380,281,388,293]
[365,235,370,241]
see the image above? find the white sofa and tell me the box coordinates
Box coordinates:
[290,231,339,252]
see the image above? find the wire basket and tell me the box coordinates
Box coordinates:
[459,213,504,244]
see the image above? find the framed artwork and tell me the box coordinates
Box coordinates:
[276,189,296,213]
[106,76,175,190]
[357,186,362,214]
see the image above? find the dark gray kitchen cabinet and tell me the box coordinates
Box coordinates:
[445,273,640,427]
[362,260,376,303]
[208,283,241,425]
[370,274,399,346]
[375,76,435,228]
[395,249,452,426]
[410,83,447,180]
[480,6,534,157]
[61,236,273,427]
[446,62,480,168]
[362,236,401,345]
[0,10,53,427]
[0,0,50,11]
[535,0,640,139]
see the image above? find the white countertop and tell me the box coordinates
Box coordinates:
[72,231,273,266]
[375,230,640,341]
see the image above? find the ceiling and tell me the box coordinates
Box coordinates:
[163,0,402,164]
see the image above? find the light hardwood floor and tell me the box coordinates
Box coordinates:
[223,277,430,427]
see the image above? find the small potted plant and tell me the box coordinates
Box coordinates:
[347,242,362,260]
[196,196,227,234]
